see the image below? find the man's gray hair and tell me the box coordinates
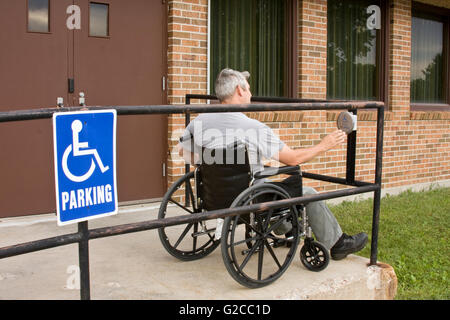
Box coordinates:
[215,68,250,102]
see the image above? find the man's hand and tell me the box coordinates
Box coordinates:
[317,130,347,153]
[276,129,347,166]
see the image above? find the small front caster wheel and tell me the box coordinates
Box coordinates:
[300,239,330,272]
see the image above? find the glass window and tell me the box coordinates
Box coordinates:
[89,2,109,37]
[210,0,289,97]
[28,0,49,33]
[410,15,444,104]
[327,0,380,100]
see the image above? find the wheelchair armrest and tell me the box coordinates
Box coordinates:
[253,165,301,180]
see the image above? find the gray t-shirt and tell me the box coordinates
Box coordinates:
[179,112,285,173]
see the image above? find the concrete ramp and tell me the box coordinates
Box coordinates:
[0,203,397,300]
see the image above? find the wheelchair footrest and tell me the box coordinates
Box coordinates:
[241,235,295,255]
[192,228,216,238]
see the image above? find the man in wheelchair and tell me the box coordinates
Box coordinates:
[178,68,368,262]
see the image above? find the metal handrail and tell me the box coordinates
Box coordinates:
[0,96,384,300]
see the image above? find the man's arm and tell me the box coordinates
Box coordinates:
[276,130,347,166]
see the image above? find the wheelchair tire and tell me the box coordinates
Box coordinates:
[158,171,220,261]
[221,183,300,288]
[300,238,330,272]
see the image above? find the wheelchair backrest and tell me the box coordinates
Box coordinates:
[197,142,252,211]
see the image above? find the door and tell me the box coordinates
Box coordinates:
[0,0,72,217]
[0,0,167,218]
[72,0,168,203]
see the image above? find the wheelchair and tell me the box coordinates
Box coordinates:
[158,143,330,288]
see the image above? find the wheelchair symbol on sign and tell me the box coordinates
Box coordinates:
[62,120,109,182]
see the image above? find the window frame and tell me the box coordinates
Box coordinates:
[379,0,389,108]
[26,0,51,34]
[325,0,390,105]
[207,0,298,98]
[410,2,450,112]
[88,1,110,39]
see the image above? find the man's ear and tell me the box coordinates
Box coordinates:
[235,85,244,97]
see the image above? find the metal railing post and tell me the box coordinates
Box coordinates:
[78,221,91,300]
[370,104,385,265]
[345,109,357,185]
[184,96,191,206]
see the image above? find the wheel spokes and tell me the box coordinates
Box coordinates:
[169,197,194,214]
[172,223,193,249]
[221,183,301,287]
[305,245,325,265]
[159,172,220,261]
[257,240,265,280]
[239,239,262,271]
[229,210,288,278]
[264,239,282,269]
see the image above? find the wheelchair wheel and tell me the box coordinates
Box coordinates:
[158,171,220,261]
[221,183,300,288]
[300,238,329,272]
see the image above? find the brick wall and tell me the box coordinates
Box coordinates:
[383,0,450,188]
[167,0,208,186]
[167,0,208,105]
[390,0,411,119]
[166,0,450,197]
[298,0,327,100]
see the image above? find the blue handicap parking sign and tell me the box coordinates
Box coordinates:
[53,110,117,226]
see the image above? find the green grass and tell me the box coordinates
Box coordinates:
[329,187,450,300]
